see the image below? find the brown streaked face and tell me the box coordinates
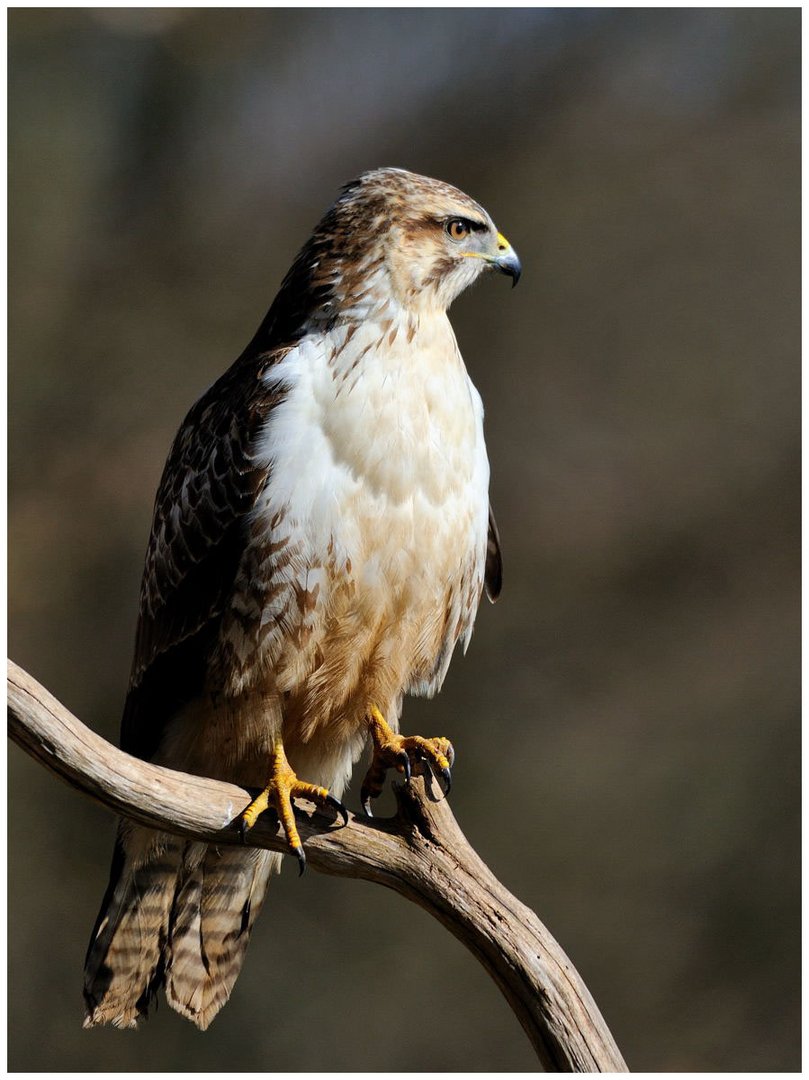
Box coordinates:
[326,167,521,313]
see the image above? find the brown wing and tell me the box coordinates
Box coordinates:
[121,356,284,761]
[485,503,503,603]
[119,226,348,762]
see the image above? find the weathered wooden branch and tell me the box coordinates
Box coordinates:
[8,659,627,1072]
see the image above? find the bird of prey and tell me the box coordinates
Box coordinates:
[83,167,520,1031]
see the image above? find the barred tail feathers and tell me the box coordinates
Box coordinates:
[166,843,278,1029]
[83,824,278,1031]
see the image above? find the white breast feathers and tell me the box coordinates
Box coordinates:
[235,305,491,702]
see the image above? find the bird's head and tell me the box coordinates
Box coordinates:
[319,168,518,313]
[335,168,521,313]
[263,168,520,345]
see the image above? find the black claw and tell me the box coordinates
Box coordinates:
[294,845,306,876]
[326,793,350,827]
[401,752,412,784]
[238,818,251,844]
[446,743,456,769]
[440,765,452,796]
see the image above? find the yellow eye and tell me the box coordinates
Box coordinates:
[446,219,470,241]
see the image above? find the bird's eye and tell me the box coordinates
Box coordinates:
[446,219,470,242]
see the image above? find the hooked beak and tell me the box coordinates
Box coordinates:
[492,232,522,287]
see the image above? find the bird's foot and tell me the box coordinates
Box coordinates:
[239,742,348,874]
[360,704,455,816]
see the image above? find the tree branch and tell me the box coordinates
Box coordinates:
[7,659,627,1072]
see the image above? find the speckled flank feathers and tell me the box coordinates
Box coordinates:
[84,167,512,1030]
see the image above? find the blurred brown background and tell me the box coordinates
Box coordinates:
[8,8,800,1072]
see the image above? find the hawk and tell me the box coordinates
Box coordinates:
[83,167,520,1030]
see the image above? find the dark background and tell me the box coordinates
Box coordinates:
[8,8,800,1071]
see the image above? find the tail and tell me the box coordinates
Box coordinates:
[83,823,279,1030]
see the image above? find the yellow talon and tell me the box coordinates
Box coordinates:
[239,741,348,874]
[241,788,270,832]
[361,705,455,816]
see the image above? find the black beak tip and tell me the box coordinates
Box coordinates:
[496,252,522,288]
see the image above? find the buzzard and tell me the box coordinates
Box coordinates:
[83,167,520,1030]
